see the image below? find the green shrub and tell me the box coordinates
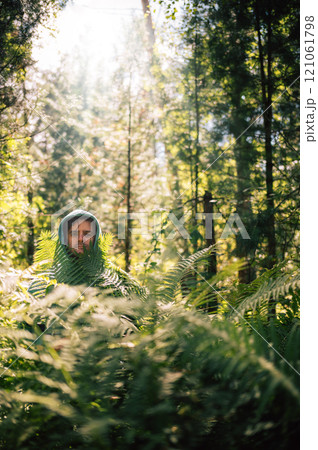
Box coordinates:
[0,250,299,449]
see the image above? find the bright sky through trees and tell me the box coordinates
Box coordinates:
[32,0,148,78]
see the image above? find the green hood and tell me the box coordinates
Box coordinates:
[58,209,101,250]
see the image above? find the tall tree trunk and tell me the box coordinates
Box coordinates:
[233,130,256,284]
[141,0,155,56]
[255,0,276,319]
[125,80,132,273]
[255,0,276,269]
[26,172,34,265]
[141,0,164,168]
[192,29,200,252]
[23,79,35,265]
[224,11,256,284]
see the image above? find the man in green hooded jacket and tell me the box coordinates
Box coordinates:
[28,209,146,299]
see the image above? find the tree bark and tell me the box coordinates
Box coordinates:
[203,190,217,276]
[26,176,34,265]
[255,0,276,319]
[233,124,256,284]
[192,29,200,252]
[23,79,35,266]
[255,0,276,269]
[141,0,155,57]
[125,77,132,273]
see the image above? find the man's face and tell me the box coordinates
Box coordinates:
[67,219,96,254]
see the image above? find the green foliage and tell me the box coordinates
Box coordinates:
[230,267,300,321]
[0,247,299,449]
[152,0,299,277]
[0,1,69,268]
[157,244,216,302]
[28,231,147,299]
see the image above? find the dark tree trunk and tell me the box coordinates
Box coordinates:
[255,0,277,319]
[203,190,217,276]
[192,29,200,252]
[125,81,132,273]
[255,0,276,269]
[26,177,34,266]
[234,134,256,284]
[197,190,217,313]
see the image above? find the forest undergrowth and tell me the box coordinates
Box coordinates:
[0,246,300,449]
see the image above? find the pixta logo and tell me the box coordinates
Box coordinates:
[117,212,250,240]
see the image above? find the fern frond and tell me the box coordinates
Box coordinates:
[99,232,113,259]
[105,259,149,299]
[157,245,216,302]
[34,231,58,266]
[230,271,300,320]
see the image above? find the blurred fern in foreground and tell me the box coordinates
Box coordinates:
[0,249,299,449]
